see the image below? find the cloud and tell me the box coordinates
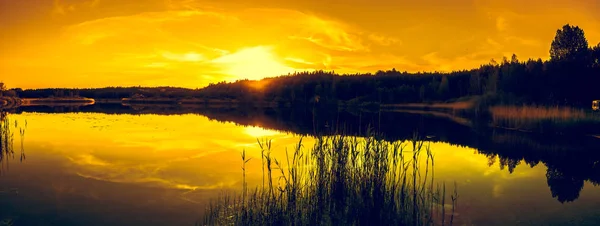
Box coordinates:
[68,154,111,166]
[211,46,296,80]
[496,16,508,32]
[486,38,503,48]
[44,6,403,87]
[52,0,100,15]
[89,0,100,7]
[76,32,112,45]
[52,0,67,15]
[268,10,373,52]
[161,51,205,62]
[422,52,454,72]
[68,153,237,191]
[144,62,170,68]
[319,53,422,73]
[300,15,369,52]
[420,47,504,72]
[368,34,401,46]
[504,36,542,47]
[5,0,600,89]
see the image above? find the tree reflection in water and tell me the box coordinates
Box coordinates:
[9,104,600,203]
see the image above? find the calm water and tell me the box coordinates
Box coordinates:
[1,105,600,225]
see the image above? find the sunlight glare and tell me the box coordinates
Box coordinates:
[212,46,295,80]
[247,80,270,90]
[244,126,281,138]
[162,51,204,62]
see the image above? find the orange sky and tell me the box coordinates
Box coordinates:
[1,0,599,88]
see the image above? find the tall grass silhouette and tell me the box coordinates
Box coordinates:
[490,105,600,134]
[0,112,26,176]
[202,130,456,226]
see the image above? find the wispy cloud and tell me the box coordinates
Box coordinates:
[144,62,170,68]
[75,32,112,45]
[51,7,405,86]
[368,34,401,46]
[281,13,373,52]
[496,16,508,32]
[89,0,100,7]
[422,52,454,72]
[486,38,503,49]
[161,51,205,62]
[52,0,100,15]
[504,36,542,47]
[5,0,600,88]
[52,0,67,15]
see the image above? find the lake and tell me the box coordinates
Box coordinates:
[1,104,600,225]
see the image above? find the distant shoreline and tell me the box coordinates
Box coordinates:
[3,96,600,137]
[21,97,95,106]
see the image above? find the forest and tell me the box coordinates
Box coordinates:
[9,24,600,108]
[12,87,198,99]
[195,24,600,108]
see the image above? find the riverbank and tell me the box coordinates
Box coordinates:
[0,97,23,109]
[122,97,289,108]
[1,97,98,109]
[21,97,95,106]
[380,100,475,111]
[488,105,600,135]
[385,100,600,136]
[7,95,600,137]
[115,97,600,136]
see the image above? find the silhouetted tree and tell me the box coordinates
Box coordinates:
[592,43,600,67]
[510,54,519,64]
[0,82,5,97]
[10,24,600,109]
[550,24,589,61]
[3,90,17,97]
[438,75,449,98]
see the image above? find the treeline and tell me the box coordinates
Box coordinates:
[7,24,600,107]
[197,24,600,107]
[14,87,199,99]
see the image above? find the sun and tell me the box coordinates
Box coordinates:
[212,46,296,81]
[244,126,281,138]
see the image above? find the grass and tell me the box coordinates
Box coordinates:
[0,113,26,176]
[381,100,475,111]
[201,131,457,226]
[0,113,15,174]
[489,105,600,134]
[380,98,480,119]
[491,105,591,120]
[20,97,95,107]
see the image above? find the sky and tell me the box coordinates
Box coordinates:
[1,0,599,89]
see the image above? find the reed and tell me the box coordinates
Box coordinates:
[0,113,26,176]
[202,130,455,226]
[490,105,600,133]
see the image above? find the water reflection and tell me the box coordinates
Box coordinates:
[478,132,600,203]
[4,104,600,225]
[0,111,26,176]
[203,107,600,204]
[12,104,600,204]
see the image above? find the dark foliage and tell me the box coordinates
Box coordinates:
[11,24,600,108]
[195,24,600,107]
[15,87,199,99]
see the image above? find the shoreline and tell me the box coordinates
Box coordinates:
[0,97,96,109]
[21,97,95,106]
[4,97,600,138]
